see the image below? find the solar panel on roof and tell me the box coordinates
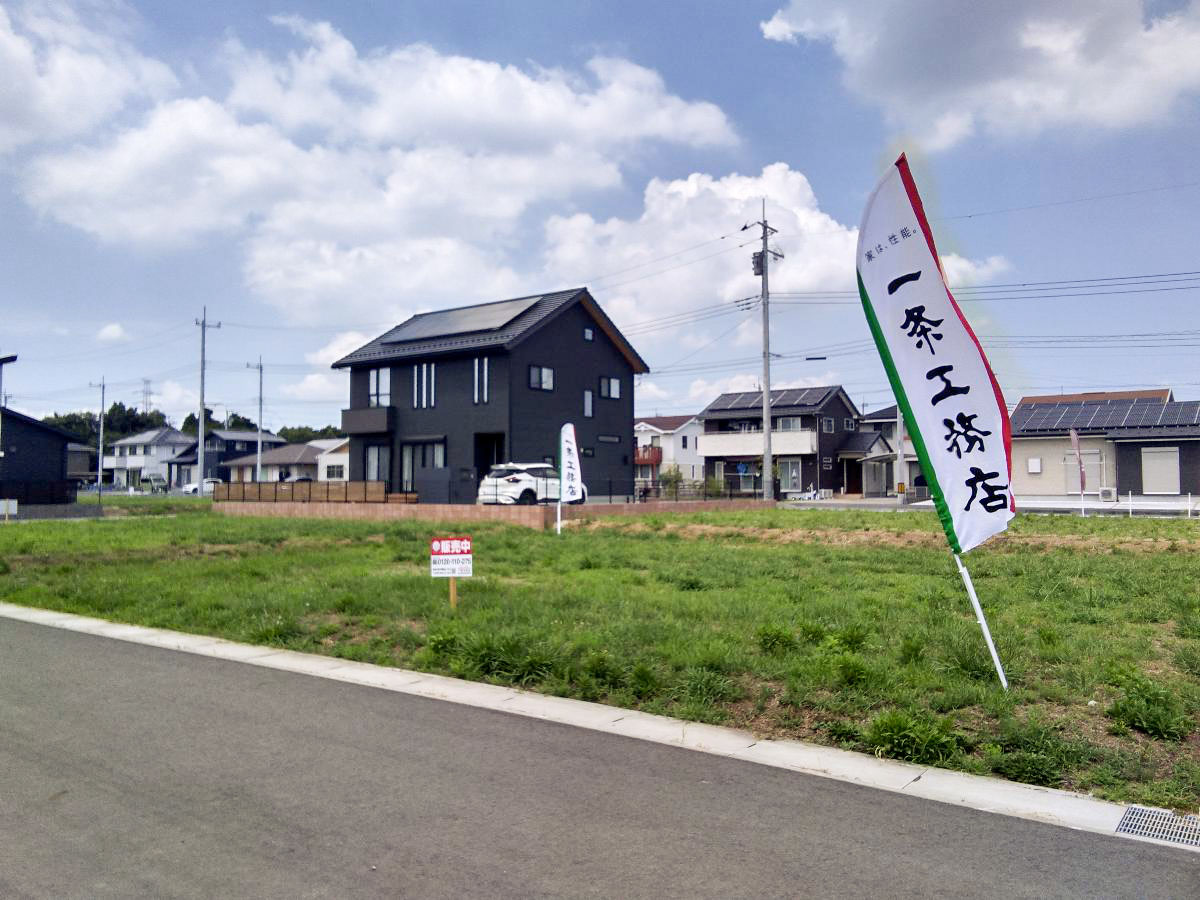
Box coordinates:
[384,296,542,343]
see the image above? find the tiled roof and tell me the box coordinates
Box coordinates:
[699,386,851,420]
[112,427,191,447]
[838,431,889,454]
[332,287,648,373]
[1107,426,1200,441]
[861,404,898,421]
[634,415,695,432]
[224,443,322,468]
[211,429,285,443]
[1018,389,1171,405]
[0,406,77,442]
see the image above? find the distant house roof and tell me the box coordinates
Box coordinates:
[634,415,696,433]
[315,437,349,455]
[224,443,323,468]
[307,438,346,452]
[1018,389,1172,405]
[837,431,891,456]
[1012,395,1200,437]
[0,407,77,443]
[698,386,859,421]
[112,426,192,447]
[332,287,649,374]
[861,404,898,421]
[211,429,285,443]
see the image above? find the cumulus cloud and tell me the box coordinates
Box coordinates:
[96,321,128,342]
[279,372,347,402]
[20,16,736,324]
[762,1,1200,149]
[157,379,198,422]
[0,1,174,153]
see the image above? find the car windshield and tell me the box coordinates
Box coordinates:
[487,466,519,478]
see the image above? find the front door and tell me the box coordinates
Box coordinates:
[473,433,505,484]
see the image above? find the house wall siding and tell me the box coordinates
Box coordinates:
[0,415,68,482]
[1010,436,1116,495]
[1115,440,1200,495]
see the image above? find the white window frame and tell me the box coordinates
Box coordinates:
[529,365,554,391]
[583,327,594,341]
[822,417,835,433]
[599,376,620,399]
[583,389,593,418]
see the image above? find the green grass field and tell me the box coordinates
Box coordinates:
[2,505,1198,810]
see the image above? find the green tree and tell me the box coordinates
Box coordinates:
[43,411,99,444]
[181,407,220,436]
[277,424,343,443]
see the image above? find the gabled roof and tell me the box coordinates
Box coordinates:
[1019,389,1171,405]
[838,431,890,455]
[861,404,898,421]
[331,287,648,374]
[634,415,696,433]
[698,386,859,421]
[1011,396,1200,436]
[112,426,191,447]
[0,406,76,442]
[211,429,285,443]
[224,443,323,468]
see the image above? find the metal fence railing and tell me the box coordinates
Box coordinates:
[214,481,399,503]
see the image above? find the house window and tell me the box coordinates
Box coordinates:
[473,357,489,404]
[582,447,595,457]
[411,363,435,408]
[584,389,593,417]
[365,444,391,485]
[681,435,688,449]
[650,435,661,447]
[597,434,620,444]
[369,367,391,407]
[583,327,594,341]
[235,441,246,451]
[822,417,834,433]
[529,365,554,391]
[326,464,345,479]
[599,376,620,399]
[714,461,724,484]
[844,418,855,431]
[776,417,802,432]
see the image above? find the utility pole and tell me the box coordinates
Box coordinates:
[90,377,105,508]
[247,357,263,482]
[141,378,152,415]
[195,307,221,487]
[744,201,782,502]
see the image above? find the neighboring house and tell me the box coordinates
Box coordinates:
[224,442,323,483]
[633,415,703,483]
[332,287,649,503]
[167,429,287,486]
[67,442,97,484]
[697,386,861,497]
[856,404,923,497]
[104,427,193,489]
[316,438,349,481]
[0,406,76,503]
[1010,389,1200,499]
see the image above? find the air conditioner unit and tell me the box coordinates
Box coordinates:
[1098,487,1116,501]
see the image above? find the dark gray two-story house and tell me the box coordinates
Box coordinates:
[333,288,649,503]
[0,406,77,503]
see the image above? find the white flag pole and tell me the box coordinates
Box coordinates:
[556,495,562,535]
[952,553,1008,690]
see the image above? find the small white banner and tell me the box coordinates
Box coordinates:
[560,423,584,503]
[430,536,472,577]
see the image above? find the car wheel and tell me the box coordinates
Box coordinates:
[518,490,537,505]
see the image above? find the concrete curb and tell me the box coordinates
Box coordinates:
[0,601,1166,850]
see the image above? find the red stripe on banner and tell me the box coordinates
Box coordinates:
[893,154,1016,512]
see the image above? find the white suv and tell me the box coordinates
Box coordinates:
[476,463,586,505]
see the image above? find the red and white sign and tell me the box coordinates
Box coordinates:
[431,536,472,577]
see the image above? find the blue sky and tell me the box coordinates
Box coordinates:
[3,0,1199,430]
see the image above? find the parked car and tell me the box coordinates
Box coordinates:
[476,463,587,505]
[182,478,222,495]
[283,474,313,483]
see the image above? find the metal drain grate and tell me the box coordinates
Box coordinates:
[1116,806,1200,848]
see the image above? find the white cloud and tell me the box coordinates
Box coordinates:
[304,331,372,368]
[279,372,347,402]
[0,1,175,153]
[96,321,128,342]
[157,379,198,422]
[20,16,736,324]
[762,1,1200,149]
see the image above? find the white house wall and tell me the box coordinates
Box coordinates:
[1010,436,1115,496]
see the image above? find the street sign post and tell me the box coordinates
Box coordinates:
[431,536,472,608]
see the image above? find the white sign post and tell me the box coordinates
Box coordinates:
[558,423,583,535]
[431,535,472,608]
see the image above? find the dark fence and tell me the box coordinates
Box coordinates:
[0,480,78,505]
[214,481,404,503]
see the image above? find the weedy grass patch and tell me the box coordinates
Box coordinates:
[1,506,1198,809]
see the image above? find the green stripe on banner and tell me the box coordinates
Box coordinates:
[856,270,961,554]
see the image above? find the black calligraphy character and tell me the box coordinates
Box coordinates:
[900,305,944,354]
[926,365,970,406]
[864,249,875,262]
[943,412,991,458]
[887,270,921,295]
[963,467,1009,513]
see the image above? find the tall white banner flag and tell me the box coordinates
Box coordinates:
[560,423,584,503]
[857,155,1014,554]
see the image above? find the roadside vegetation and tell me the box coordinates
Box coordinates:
[1,507,1197,810]
[75,492,212,517]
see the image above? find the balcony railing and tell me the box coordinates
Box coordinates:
[341,406,395,435]
[698,429,816,457]
[634,446,663,466]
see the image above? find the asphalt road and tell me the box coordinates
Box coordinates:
[2,619,1196,899]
